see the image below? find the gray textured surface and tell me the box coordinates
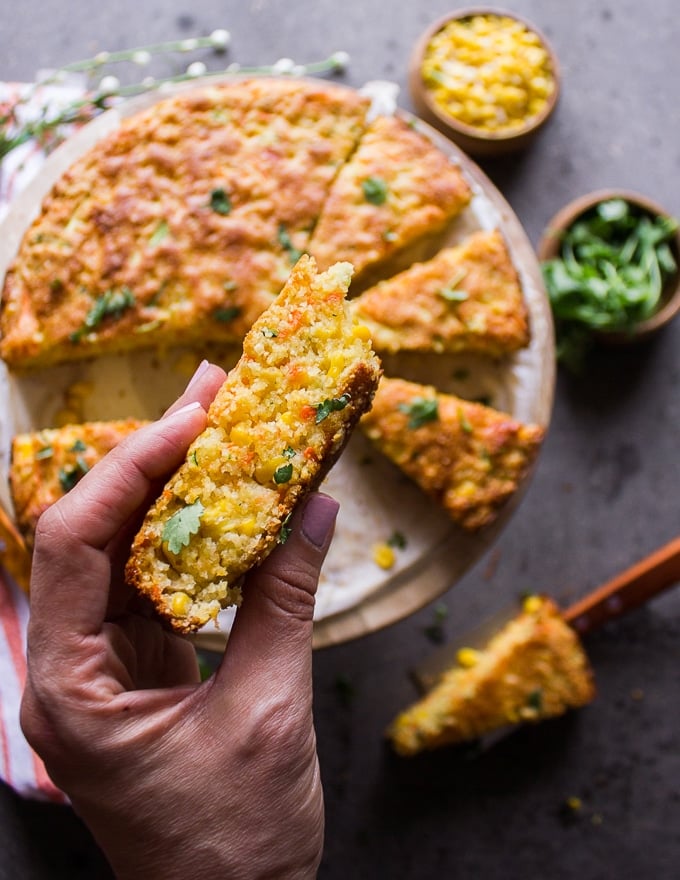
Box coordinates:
[1,1,679,878]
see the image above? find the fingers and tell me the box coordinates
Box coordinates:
[163,360,226,418]
[212,493,339,709]
[29,363,225,641]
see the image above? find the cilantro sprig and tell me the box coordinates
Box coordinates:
[398,396,439,429]
[314,394,350,424]
[70,286,135,342]
[162,499,205,555]
[361,176,389,205]
[542,198,679,370]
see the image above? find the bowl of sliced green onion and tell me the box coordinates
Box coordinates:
[538,190,680,367]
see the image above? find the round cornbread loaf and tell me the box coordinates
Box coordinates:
[125,255,381,633]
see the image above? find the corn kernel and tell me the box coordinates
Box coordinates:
[230,423,252,446]
[372,542,396,569]
[238,517,259,536]
[523,594,544,614]
[254,455,289,485]
[280,411,296,427]
[352,323,371,341]
[171,591,192,616]
[326,352,346,379]
[456,647,482,668]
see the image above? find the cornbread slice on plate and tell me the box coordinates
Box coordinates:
[351,229,530,356]
[125,255,381,634]
[361,377,544,531]
[308,114,472,280]
[0,79,369,369]
[388,597,595,756]
[10,419,146,550]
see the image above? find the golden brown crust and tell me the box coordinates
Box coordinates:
[0,79,370,369]
[10,419,146,549]
[361,376,544,530]
[388,598,596,755]
[0,503,32,593]
[125,255,382,633]
[308,115,472,278]
[351,229,530,355]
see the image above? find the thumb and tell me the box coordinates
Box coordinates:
[212,493,339,703]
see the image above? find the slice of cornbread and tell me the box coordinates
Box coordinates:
[125,255,382,633]
[10,419,146,550]
[0,503,31,593]
[361,377,544,530]
[388,597,596,756]
[0,79,370,369]
[308,115,472,279]
[351,230,530,355]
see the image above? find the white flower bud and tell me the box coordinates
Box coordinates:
[209,29,231,50]
[94,51,110,66]
[272,57,295,75]
[132,50,151,66]
[98,75,120,95]
[292,64,307,77]
[226,62,241,74]
[186,61,207,78]
[180,38,199,52]
[330,51,350,71]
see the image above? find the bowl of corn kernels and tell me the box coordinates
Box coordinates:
[409,8,560,157]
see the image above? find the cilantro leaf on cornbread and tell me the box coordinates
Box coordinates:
[125,255,381,634]
[351,230,531,356]
[361,377,544,531]
[308,114,472,280]
[10,419,147,550]
[388,597,595,756]
[0,79,369,369]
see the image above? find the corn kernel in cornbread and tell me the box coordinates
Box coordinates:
[361,377,544,531]
[10,419,146,550]
[125,255,382,634]
[308,115,472,280]
[0,79,370,370]
[388,598,595,755]
[351,230,530,356]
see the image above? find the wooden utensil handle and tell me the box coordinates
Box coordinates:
[563,536,680,635]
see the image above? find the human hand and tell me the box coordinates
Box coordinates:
[20,361,338,880]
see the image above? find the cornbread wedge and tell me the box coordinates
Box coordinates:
[0,79,369,369]
[10,419,146,550]
[308,114,472,279]
[351,229,530,355]
[0,503,31,593]
[388,597,595,755]
[361,377,544,530]
[125,256,381,633]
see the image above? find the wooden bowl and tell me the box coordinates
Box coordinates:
[538,189,680,343]
[409,7,561,157]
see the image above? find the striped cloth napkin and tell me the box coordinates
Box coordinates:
[0,78,87,802]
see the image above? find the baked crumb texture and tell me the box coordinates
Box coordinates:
[10,419,145,550]
[125,256,381,633]
[388,597,596,756]
[361,376,544,530]
[351,229,530,356]
[0,80,472,371]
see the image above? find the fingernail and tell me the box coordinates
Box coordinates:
[301,494,339,548]
[164,400,203,421]
[185,359,210,393]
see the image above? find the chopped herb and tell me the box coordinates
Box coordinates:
[213,305,242,322]
[76,455,90,475]
[191,450,199,466]
[70,439,87,452]
[439,286,469,303]
[149,219,170,246]
[527,689,544,711]
[278,512,293,544]
[262,327,278,338]
[282,446,296,459]
[277,223,304,264]
[273,462,293,484]
[433,602,448,623]
[162,499,205,555]
[314,393,350,424]
[361,176,389,205]
[223,280,238,292]
[59,467,79,492]
[50,278,64,293]
[382,229,397,242]
[458,408,473,434]
[424,602,448,644]
[387,530,407,549]
[35,446,53,461]
[398,396,439,429]
[542,198,680,370]
[209,187,232,215]
[70,286,135,342]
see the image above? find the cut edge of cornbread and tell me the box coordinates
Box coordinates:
[387,596,596,756]
[125,255,382,633]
